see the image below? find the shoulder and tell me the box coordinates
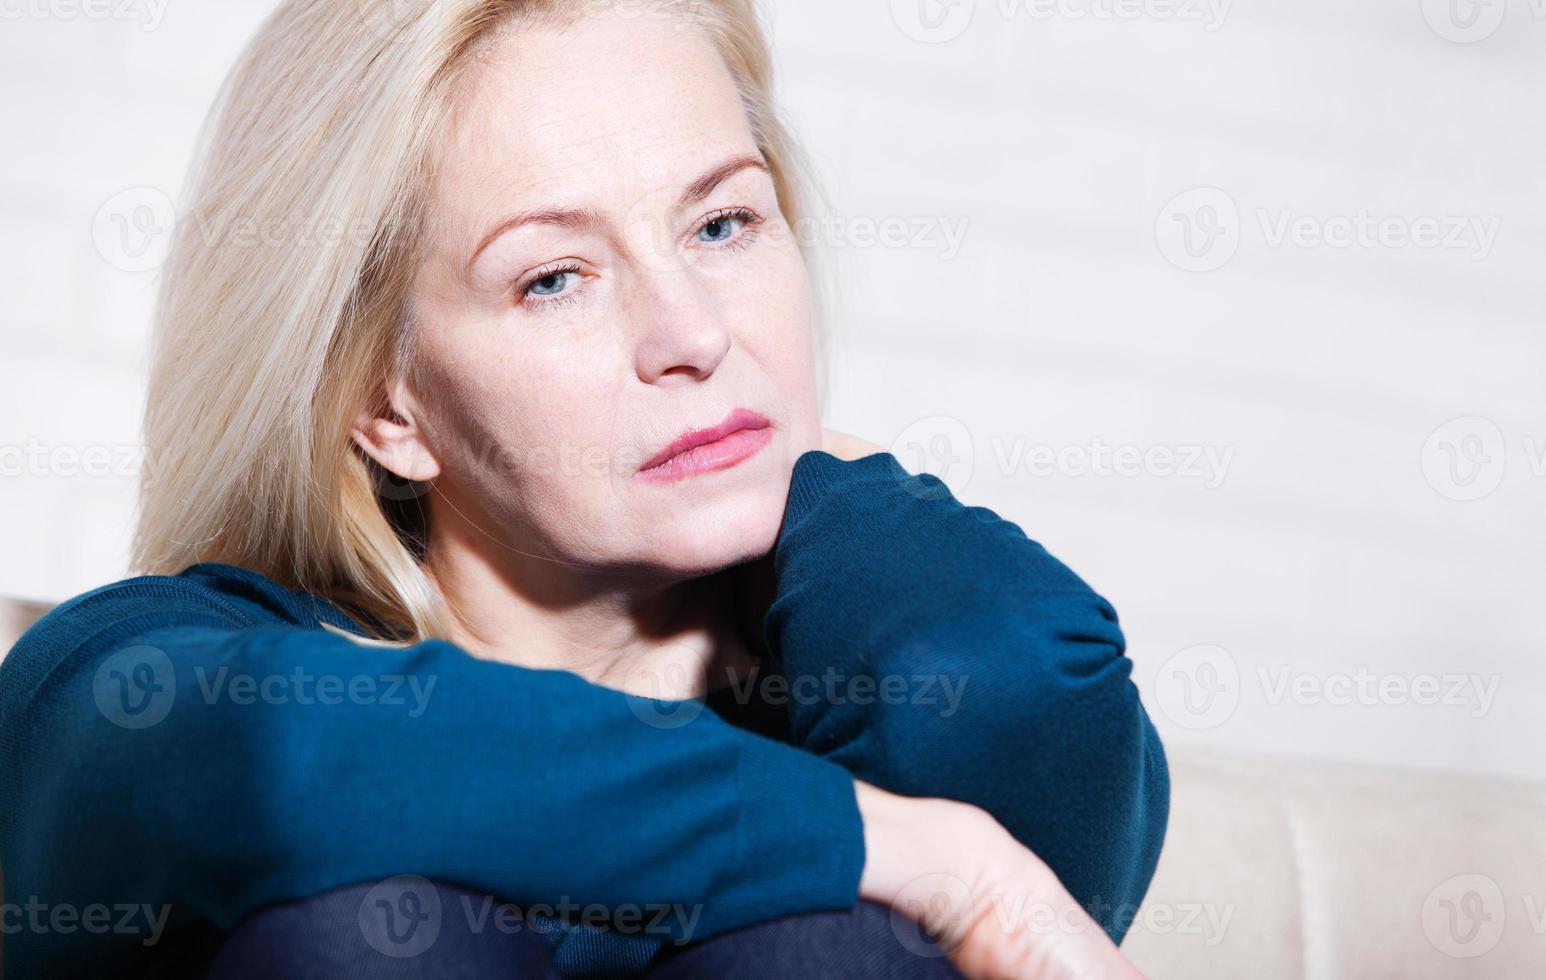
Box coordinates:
[0,562,363,714]
[6,562,326,656]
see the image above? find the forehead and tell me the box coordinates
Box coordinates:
[436,13,757,218]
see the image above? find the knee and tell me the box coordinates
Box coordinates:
[648,899,962,979]
[206,877,560,979]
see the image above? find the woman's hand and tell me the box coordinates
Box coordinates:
[855,780,1148,980]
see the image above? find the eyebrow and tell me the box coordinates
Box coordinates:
[466,153,770,270]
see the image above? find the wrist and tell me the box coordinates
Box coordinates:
[854,780,987,907]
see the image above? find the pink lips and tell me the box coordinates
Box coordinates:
[635,407,773,483]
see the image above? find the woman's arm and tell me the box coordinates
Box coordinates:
[0,580,868,974]
[758,445,1170,946]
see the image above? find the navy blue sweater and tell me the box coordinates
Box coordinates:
[0,450,1168,977]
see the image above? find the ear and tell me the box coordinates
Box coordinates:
[350,374,442,484]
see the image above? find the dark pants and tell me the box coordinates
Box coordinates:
[205,880,964,979]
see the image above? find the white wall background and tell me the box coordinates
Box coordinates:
[1,0,1542,784]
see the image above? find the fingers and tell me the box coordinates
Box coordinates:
[947,866,1146,980]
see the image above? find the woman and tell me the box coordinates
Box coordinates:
[0,1,1168,977]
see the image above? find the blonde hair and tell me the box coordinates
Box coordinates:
[131,0,830,641]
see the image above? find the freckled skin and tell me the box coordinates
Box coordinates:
[350,11,823,687]
[410,12,820,574]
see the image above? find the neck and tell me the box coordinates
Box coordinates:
[420,488,761,700]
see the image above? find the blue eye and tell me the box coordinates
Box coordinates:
[528,270,575,297]
[698,214,740,243]
[518,263,585,311]
[695,205,760,247]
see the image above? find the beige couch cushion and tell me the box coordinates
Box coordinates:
[1125,747,1546,979]
[0,596,50,664]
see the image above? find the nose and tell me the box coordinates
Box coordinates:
[629,260,733,385]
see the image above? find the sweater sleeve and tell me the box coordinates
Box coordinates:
[0,579,865,975]
[762,449,1170,946]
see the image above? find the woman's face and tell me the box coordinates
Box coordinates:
[396,10,822,578]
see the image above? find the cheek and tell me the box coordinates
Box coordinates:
[736,246,821,436]
[716,239,816,372]
[422,331,620,494]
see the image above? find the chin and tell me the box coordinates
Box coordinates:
[645,484,784,574]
